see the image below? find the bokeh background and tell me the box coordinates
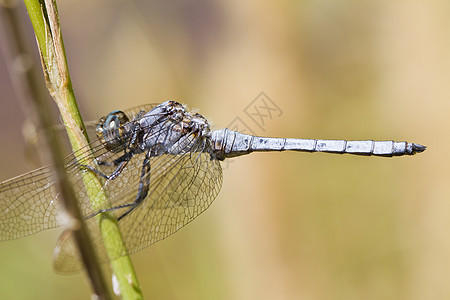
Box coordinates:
[0,0,446,299]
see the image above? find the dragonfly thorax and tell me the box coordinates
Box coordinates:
[139,101,211,156]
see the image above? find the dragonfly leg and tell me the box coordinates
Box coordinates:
[117,151,152,221]
[77,151,134,180]
[85,150,151,221]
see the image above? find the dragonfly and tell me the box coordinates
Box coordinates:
[0,100,426,273]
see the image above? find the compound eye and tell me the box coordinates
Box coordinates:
[105,111,129,129]
[96,110,130,152]
[106,115,120,131]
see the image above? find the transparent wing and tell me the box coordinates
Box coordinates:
[53,145,222,273]
[0,103,223,273]
[0,166,59,240]
[0,104,158,241]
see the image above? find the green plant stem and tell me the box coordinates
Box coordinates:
[22,0,143,298]
[1,1,111,298]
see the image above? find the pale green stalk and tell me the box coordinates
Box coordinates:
[22,0,143,298]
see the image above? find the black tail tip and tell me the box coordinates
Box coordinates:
[410,143,427,154]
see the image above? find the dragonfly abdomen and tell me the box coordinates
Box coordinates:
[210,128,426,159]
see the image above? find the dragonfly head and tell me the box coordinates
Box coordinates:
[96,110,131,152]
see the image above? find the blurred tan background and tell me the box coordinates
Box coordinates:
[0,0,446,299]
